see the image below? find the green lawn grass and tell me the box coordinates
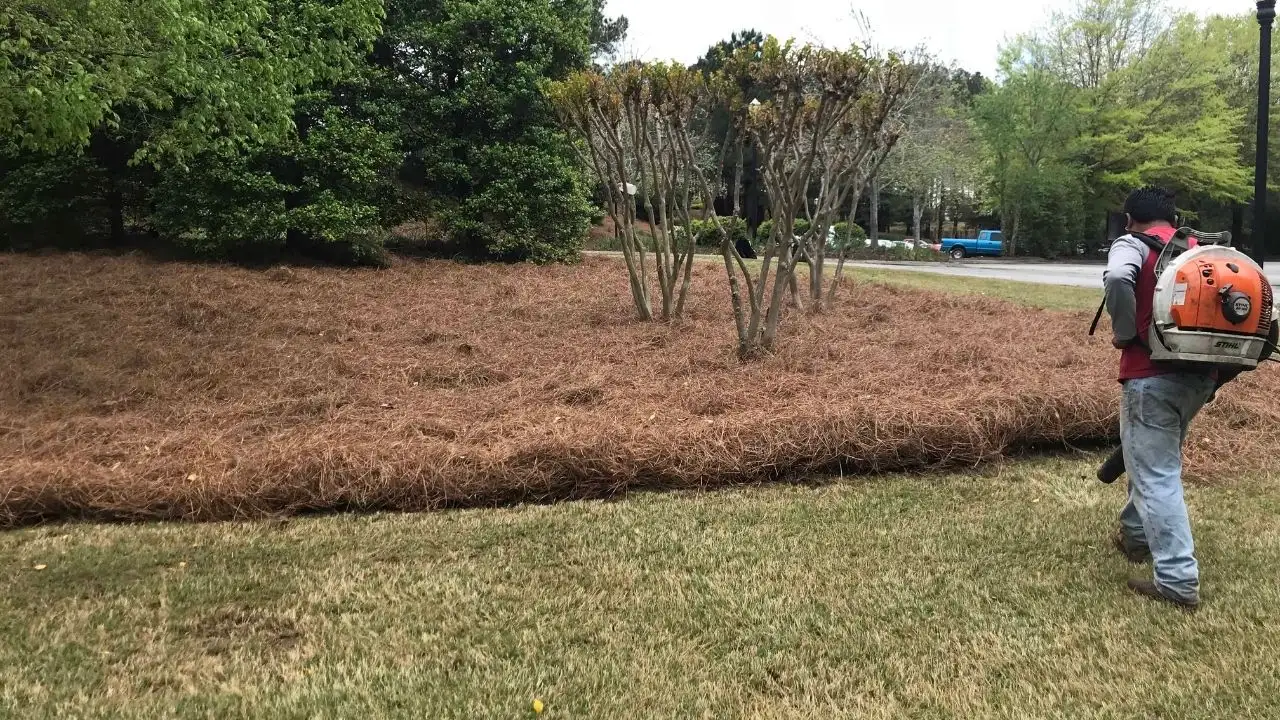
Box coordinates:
[848,267,1099,312]
[5,458,1280,718]
[583,250,1101,312]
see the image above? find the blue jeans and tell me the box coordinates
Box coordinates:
[1119,373,1216,603]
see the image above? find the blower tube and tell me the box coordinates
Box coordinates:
[1097,445,1127,485]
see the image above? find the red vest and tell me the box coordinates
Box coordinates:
[1120,225,1195,381]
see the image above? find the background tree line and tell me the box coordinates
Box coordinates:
[973,0,1265,257]
[1,0,626,264]
[700,0,1279,259]
[4,0,1277,264]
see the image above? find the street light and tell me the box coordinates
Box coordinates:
[1254,0,1275,267]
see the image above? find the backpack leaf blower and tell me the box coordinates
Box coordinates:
[1094,227,1278,485]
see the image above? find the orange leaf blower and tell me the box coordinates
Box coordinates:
[1147,228,1276,366]
[1094,228,1278,484]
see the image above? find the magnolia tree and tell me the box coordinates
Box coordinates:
[547,64,710,321]
[718,40,917,353]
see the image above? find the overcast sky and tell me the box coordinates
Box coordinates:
[604,0,1255,77]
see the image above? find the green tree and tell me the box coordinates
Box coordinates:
[1045,0,1166,90]
[1,0,388,255]
[1,0,384,162]
[378,0,602,263]
[950,68,993,107]
[3,0,616,264]
[149,85,404,263]
[696,29,767,224]
[1199,11,1280,249]
[882,64,980,246]
[1074,13,1251,210]
[976,1,1253,256]
[975,45,1086,256]
[589,0,629,58]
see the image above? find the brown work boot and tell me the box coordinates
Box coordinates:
[1113,531,1152,565]
[1127,579,1199,613]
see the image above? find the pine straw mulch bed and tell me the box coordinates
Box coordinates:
[2,252,1278,527]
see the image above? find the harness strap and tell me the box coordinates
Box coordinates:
[1090,232,1169,338]
[1089,299,1107,337]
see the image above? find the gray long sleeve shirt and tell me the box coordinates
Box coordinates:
[1102,234,1150,345]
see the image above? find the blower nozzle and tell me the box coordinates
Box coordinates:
[1097,446,1126,485]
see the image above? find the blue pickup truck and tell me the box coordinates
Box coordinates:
[940,230,1004,259]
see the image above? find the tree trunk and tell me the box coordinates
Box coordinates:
[828,191,860,303]
[869,175,880,243]
[611,198,653,321]
[674,219,696,318]
[763,259,795,350]
[89,131,132,246]
[732,138,745,218]
[107,184,126,246]
[720,237,751,356]
[636,174,674,320]
[809,249,824,311]
[934,182,945,243]
[1107,212,1127,244]
[746,172,762,228]
[912,193,923,252]
[1007,209,1021,257]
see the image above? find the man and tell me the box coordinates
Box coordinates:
[1103,186,1216,612]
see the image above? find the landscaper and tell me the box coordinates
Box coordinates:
[1103,186,1214,612]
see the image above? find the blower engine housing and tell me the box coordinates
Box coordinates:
[1149,235,1276,369]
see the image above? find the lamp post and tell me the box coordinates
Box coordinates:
[1254,0,1275,267]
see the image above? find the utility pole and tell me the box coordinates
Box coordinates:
[1254,0,1275,267]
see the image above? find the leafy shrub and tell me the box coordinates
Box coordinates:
[449,140,591,264]
[293,105,406,227]
[150,154,290,257]
[720,217,750,248]
[747,215,819,252]
[841,244,944,261]
[0,151,112,247]
[756,219,775,244]
[754,218,811,245]
[152,102,400,263]
[827,221,867,253]
[754,218,806,243]
[667,217,749,251]
[287,191,388,264]
[680,217,748,248]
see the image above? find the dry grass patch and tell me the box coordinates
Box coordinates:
[2,251,1278,525]
[4,460,1280,718]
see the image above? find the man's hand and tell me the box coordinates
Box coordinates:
[1112,337,1133,350]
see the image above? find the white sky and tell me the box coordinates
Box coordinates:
[605,0,1255,77]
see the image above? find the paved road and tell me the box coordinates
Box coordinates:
[849,261,1280,288]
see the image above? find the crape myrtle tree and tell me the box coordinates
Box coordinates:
[719,39,917,354]
[547,63,709,321]
[549,37,916,357]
